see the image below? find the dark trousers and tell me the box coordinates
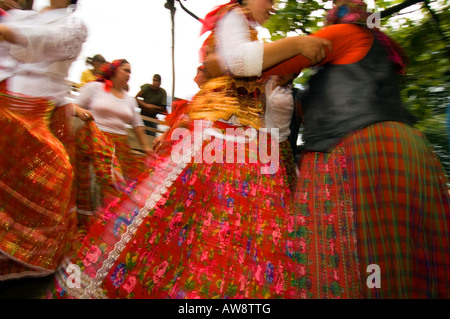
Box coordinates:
[143,118,157,137]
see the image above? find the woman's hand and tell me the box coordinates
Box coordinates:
[204,53,226,78]
[297,36,333,65]
[142,146,154,157]
[152,135,164,153]
[75,105,94,122]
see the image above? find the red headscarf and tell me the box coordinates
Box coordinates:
[96,59,128,92]
[325,0,370,26]
[200,0,238,35]
[326,0,407,74]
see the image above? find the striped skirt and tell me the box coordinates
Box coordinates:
[293,121,450,298]
[0,91,76,280]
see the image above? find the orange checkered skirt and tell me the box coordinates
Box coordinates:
[0,90,76,280]
[75,122,147,215]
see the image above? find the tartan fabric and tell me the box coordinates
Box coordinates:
[293,121,450,299]
[293,145,361,299]
[343,121,450,298]
[0,92,75,280]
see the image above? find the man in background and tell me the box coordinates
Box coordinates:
[135,73,167,136]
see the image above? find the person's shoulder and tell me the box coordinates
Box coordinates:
[86,81,103,87]
[225,6,246,22]
[124,92,135,100]
[315,23,367,37]
[140,83,152,92]
[2,8,36,22]
[81,69,92,76]
[9,9,37,18]
[218,5,246,28]
[81,81,103,92]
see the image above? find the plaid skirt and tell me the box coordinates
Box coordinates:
[0,92,76,280]
[293,121,450,298]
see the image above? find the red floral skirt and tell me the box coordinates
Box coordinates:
[51,120,301,299]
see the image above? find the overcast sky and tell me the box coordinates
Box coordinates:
[31,0,424,101]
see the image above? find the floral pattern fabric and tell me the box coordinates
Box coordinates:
[51,120,302,299]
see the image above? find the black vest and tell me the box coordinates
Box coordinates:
[300,30,415,152]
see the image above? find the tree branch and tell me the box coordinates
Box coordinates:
[379,0,450,57]
[380,0,424,18]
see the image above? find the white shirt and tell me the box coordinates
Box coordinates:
[76,82,144,136]
[216,8,264,77]
[265,79,294,142]
[0,9,35,82]
[4,8,87,106]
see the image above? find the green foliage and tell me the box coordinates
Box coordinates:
[267,0,450,175]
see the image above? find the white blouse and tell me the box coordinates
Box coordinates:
[76,82,144,136]
[0,9,34,83]
[215,8,264,77]
[265,79,294,142]
[4,8,87,106]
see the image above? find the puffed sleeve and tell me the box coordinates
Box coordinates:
[215,8,264,77]
[7,13,88,62]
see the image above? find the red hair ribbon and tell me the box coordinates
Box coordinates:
[200,0,238,35]
[96,59,127,92]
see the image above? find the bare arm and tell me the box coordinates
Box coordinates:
[262,35,332,69]
[0,24,27,45]
[133,126,153,156]
[73,103,94,122]
[205,36,330,78]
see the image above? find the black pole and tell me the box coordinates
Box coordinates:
[164,1,206,99]
[165,1,176,100]
[176,0,201,21]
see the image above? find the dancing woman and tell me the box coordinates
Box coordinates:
[50,0,330,299]
[0,0,87,280]
[264,0,450,298]
[73,59,152,231]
